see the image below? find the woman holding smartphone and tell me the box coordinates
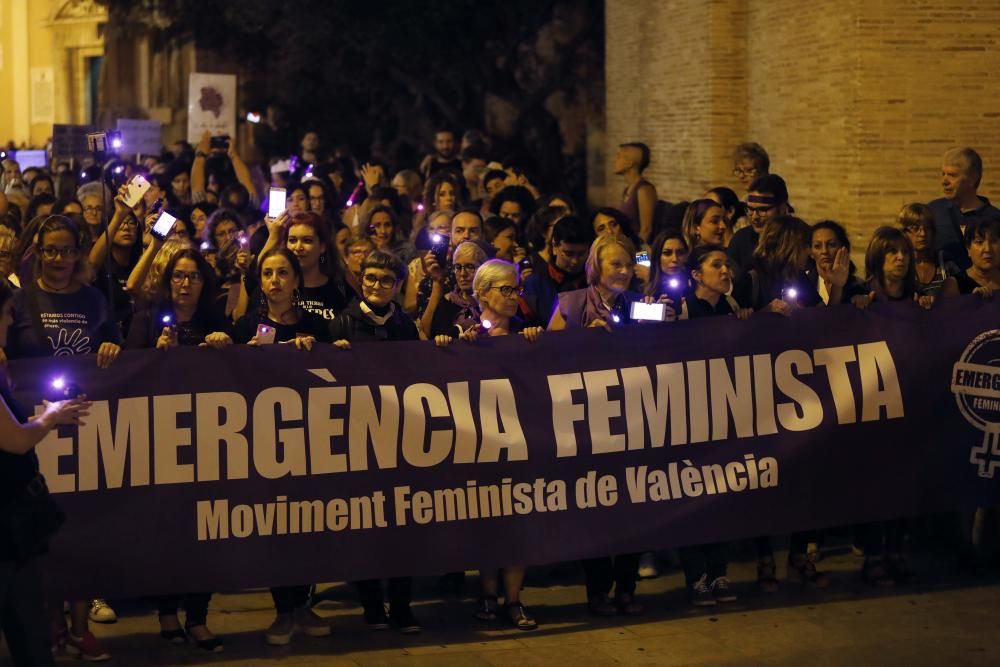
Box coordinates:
[547,234,641,331]
[231,247,332,645]
[5,216,121,662]
[0,279,91,666]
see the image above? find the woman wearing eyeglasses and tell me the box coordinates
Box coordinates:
[726,174,789,279]
[328,250,423,634]
[433,258,541,628]
[420,241,487,338]
[124,248,229,651]
[897,203,960,298]
[131,249,233,351]
[4,215,121,661]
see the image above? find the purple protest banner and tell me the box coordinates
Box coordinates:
[8,297,1000,599]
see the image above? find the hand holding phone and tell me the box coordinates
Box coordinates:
[255,323,277,345]
[635,251,651,268]
[268,187,287,219]
[150,211,177,241]
[630,300,668,322]
[122,174,151,208]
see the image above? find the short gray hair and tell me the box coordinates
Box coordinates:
[473,258,518,304]
[943,147,983,189]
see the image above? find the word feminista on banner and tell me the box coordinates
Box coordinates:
[34,339,903,500]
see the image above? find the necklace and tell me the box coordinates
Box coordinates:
[38,277,74,293]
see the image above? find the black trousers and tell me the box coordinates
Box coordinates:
[156,592,213,627]
[356,577,412,612]
[858,519,906,557]
[680,543,727,586]
[0,557,55,667]
[270,585,311,615]
[582,553,639,599]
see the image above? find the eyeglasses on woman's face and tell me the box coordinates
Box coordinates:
[362,273,397,290]
[489,285,524,299]
[39,245,79,260]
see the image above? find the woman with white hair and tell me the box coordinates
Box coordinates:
[433,258,541,629]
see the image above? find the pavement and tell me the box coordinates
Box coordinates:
[9,542,1000,667]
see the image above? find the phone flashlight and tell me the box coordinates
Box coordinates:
[782,287,799,301]
[416,203,425,212]
[49,376,82,400]
[612,315,621,324]
[238,234,249,247]
[200,241,210,252]
[161,314,172,325]
[668,278,680,290]
[481,319,493,330]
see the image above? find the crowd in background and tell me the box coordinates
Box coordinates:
[0,123,998,664]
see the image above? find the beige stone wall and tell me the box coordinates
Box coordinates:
[604,0,1000,251]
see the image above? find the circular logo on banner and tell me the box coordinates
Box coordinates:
[951,330,1000,478]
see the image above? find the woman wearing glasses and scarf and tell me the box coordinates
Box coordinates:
[420,241,487,338]
[328,250,423,634]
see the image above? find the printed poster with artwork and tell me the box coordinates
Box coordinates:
[187,73,237,144]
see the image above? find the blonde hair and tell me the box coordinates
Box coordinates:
[585,233,636,286]
[751,215,810,278]
[473,258,518,303]
[141,239,192,302]
[452,240,487,265]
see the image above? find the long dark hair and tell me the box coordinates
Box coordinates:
[160,248,218,322]
[811,219,857,278]
[256,247,304,319]
[646,228,690,296]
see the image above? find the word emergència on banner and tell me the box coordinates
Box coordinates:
[195,454,778,541]
[35,341,902,494]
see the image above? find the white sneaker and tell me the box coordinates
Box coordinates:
[293,606,331,637]
[637,552,659,578]
[89,599,117,624]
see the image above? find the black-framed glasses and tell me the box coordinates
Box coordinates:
[490,285,524,298]
[747,205,775,218]
[453,263,479,274]
[733,166,758,177]
[171,270,203,284]
[83,206,103,215]
[362,273,397,289]
[39,246,79,260]
[903,225,929,235]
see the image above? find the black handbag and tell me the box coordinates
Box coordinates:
[0,475,65,561]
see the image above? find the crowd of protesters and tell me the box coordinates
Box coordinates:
[0,124,998,663]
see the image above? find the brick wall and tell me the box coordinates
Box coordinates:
[603,0,1000,252]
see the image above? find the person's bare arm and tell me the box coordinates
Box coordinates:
[637,183,657,243]
[125,232,164,295]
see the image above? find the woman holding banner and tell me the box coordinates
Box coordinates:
[329,250,423,635]
[676,244,747,605]
[435,258,542,628]
[547,234,642,331]
[136,249,228,651]
[546,235,645,614]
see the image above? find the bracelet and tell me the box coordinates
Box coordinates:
[195,151,207,158]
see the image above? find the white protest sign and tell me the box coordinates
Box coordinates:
[116,119,162,155]
[187,73,237,144]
